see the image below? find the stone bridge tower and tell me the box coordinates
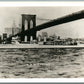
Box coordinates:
[21,14,36,42]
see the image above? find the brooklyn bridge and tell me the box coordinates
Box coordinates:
[6,10,84,42]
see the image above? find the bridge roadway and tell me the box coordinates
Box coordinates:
[7,10,84,41]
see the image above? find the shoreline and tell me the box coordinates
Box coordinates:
[0,44,83,48]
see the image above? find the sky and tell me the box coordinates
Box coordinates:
[1,7,84,38]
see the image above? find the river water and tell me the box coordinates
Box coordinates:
[0,48,84,78]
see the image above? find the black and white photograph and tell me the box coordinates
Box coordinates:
[0,2,84,78]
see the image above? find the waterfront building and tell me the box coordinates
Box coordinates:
[49,36,54,41]
[42,32,48,38]
[49,34,57,41]
[3,33,7,41]
[38,34,42,42]
[57,36,60,40]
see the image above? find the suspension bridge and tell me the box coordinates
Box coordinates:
[5,10,84,43]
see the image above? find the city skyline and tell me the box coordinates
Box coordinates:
[0,7,84,38]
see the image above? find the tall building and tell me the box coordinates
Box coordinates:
[5,20,21,37]
[5,27,21,37]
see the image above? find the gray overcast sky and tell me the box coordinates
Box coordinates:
[1,7,84,38]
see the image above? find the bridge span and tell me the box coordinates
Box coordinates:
[6,10,84,42]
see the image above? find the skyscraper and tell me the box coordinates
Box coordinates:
[5,27,21,37]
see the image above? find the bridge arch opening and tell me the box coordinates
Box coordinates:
[30,20,33,29]
[24,20,28,30]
